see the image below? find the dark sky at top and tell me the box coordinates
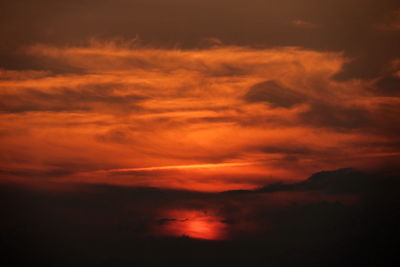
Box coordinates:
[1,0,400,78]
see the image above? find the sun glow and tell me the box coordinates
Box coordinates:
[155,210,227,240]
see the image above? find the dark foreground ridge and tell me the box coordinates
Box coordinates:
[224,168,387,194]
[1,168,400,266]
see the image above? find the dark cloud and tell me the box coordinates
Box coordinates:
[258,144,317,155]
[245,80,306,108]
[375,75,400,96]
[96,127,134,144]
[299,103,370,130]
[244,79,399,135]
[375,8,400,31]
[0,83,146,113]
[0,168,74,179]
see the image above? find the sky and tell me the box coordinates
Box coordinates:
[1,1,400,266]
[1,0,400,191]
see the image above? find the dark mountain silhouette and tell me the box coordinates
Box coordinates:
[224,168,375,195]
[1,167,400,266]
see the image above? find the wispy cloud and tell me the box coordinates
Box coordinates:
[292,19,318,29]
[0,42,399,191]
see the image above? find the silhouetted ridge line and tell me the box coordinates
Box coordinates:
[223,168,373,194]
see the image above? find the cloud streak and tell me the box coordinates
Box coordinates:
[96,162,255,172]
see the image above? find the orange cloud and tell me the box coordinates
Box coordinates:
[1,42,399,191]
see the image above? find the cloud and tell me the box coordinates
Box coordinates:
[1,0,399,82]
[299,102,371,130]
[0,82,146,113]
[375,9,400,31]
[244,80,306,108]
[1,2,400,265]
[0,43,399,191]
[375,76,400,96]
[372,58,400,96]
[292,19,318,29]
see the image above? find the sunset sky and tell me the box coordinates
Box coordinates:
[1,0,400,191]
[1,1,400,266]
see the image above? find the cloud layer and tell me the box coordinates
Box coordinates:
[1,43,399,191]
